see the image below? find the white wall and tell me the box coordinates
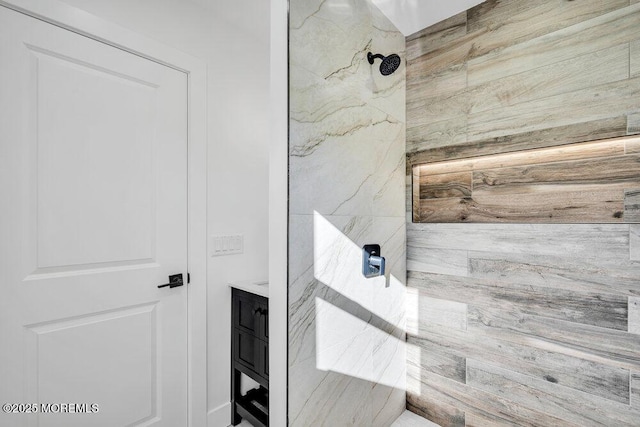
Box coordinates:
[56,1,271,425]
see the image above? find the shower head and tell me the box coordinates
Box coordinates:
[367,52,401,76]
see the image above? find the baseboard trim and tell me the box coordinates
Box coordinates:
[208,402,231,427]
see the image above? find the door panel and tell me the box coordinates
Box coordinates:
[0,6,188,427]
[34,46,157,269]
[26,304,157,427]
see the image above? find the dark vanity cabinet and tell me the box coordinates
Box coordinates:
[231,288,269,426]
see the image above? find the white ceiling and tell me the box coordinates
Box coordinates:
[371,0,486,36]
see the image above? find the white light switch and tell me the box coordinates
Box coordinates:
[211,234,244,256]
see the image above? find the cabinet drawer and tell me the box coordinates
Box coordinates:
[259,340,269,379]
[233,328,259,373]
[232,289,268,342]
[233,328,268,383]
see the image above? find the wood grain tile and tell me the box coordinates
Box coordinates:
[469,186,624,223]
[417,190,625,223]
[405,2,640,424]
[466,359,639,426]
[413,294,468,331]
[407,89,470,123]
[407,63,467,99]
[468,3,640,85]
[413,139,640,223]
[406,394,465,427]
[467,0,628,35]
[406,29,485,78]
[407,368,580,427]
[419,171,471,199]
[472,155,640,190]
[417,137,626,175]
[411,171,420,222]
[406,12,467,61]
[468,251,640,297]
[632,39,640,78]
[411,0,628,80]
[468,44,629,115]
[632,372,640,409]
[406,223,631,259]
[412,323,630,404]
[630,297,640,334]
[631,225,640,261]
[624,189,640,222]
[409,271,628,331]
[407,116,467,153]
[407,246,468,276]
[467,307,640,370]
[407,336,466,382]
[627,136,640,153]
[416,197,468,223]
[468,76,640,142]
[628,111,640,135]
[407,117,628,167]
[467,0,629,81]
[464,412,514,427]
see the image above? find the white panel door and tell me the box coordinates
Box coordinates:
[0,6,188,427]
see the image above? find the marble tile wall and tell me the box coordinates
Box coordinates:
[288,1,406,425]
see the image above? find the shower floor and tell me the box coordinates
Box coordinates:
[392,410,441,426]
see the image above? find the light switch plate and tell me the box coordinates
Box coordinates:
[211,234,244,256]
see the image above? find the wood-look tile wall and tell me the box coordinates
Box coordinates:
[406,1,640,425]
[407,1,640,157]
[413,136,640,223]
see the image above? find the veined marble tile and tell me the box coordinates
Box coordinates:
[292,0,371,32]
[289,214,373,366]
[312,213,376,298]
[368,217,407,426]
[367,70,406,123]
[371,311,407,425]
[290,310,404,427]
[288,214,407,424]
[288,213,406,355]
[392,410,442,426]
[290,64,364,127]
[370,311,406,388]
[289,0,324,30]
[288,214,315,287]
[366,2,407,122]
[373,123,407,217]
[288,0,406,424]
[290,2,371,80]
[368,216,407,330]
[289,354,373,427]
[315,297,373,365]
[290,106,402,216]
[371,380,407,427]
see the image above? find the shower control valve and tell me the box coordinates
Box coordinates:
[362,244,386,278]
